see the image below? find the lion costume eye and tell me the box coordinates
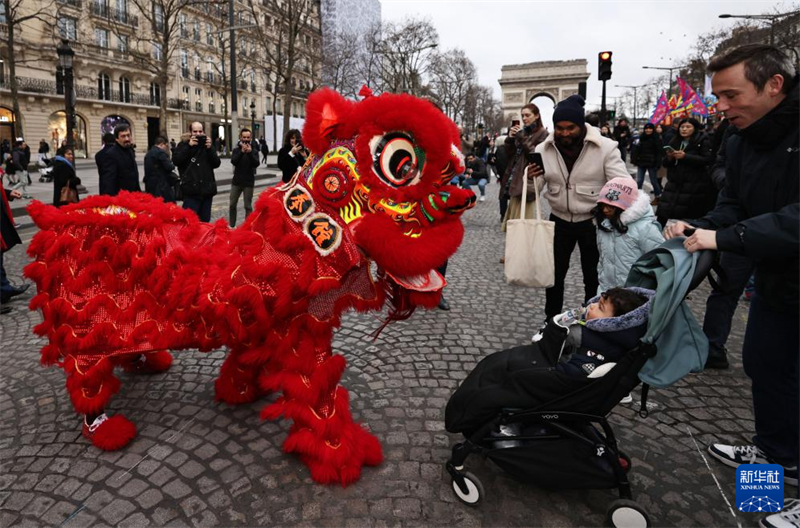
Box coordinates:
[370,132,424,188]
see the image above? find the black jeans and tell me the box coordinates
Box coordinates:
[544,215,599,319]
[702,252,755,355]
[743,294,799,468]
[499,194,509,223]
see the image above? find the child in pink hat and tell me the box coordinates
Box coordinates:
[593,176,664,296]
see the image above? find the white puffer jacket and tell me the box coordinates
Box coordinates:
[596,191,665,294]
[535,125,631,222]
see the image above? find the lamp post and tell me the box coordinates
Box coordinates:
[216,21,257,151]
[250,99,256,131]
[642,65,687,100]
[56,39,76,150]
[615,84,649,129]
[719,11,800,45]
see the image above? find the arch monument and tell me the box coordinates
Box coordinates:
[499,59,590,122]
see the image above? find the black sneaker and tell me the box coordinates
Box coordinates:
[705,352,730,370]
[709,444,798,486]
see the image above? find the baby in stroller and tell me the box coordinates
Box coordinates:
[445,287,652,436]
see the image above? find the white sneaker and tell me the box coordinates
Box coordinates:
[709,444,798,486]
[620,393,633,404]
[760,498,800,528]
[479,195,486,202]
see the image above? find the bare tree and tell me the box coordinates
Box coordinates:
[321,29,360,97]
[354,21,385,94]
[1,0,55,138]
[428,48,477,123]
[246,0,316,143]
[380,17,438,95]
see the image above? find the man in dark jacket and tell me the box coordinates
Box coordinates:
[631,123,663,204]
[462,152,489,202]
[259,136,269,164]
[172,121,220,222]
[144,136,177,203]
[665,46,799,502]
[99,124,140,196]
[612,119,631,162]
[229,128,260,227]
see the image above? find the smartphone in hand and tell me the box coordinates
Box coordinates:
[527,152,544,169]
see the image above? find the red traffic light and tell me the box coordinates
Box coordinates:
[598,51,613,81]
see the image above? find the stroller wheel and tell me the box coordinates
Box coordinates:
[451,471,484,506]
[618,451,632,474]
[606,499,649,528]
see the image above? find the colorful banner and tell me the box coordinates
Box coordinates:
[676,77,709,116]
[648,90,669,124]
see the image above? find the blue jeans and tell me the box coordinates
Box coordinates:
[702,252,755,354]
[183,196,213,222]
[450,174,464,187]
[463,177,487,197]
[742,294,799,467]
[636,166,662,196]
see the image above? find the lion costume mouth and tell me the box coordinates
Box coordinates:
[385,269,446,292]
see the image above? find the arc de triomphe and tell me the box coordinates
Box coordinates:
[499,59,590,122]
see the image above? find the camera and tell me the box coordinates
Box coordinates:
[195,134,207,145]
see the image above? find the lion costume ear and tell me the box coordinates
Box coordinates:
[302,89,354,154]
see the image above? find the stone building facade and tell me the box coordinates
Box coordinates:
[0,0,322,157]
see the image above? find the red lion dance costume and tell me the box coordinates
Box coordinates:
[24,88,475,486]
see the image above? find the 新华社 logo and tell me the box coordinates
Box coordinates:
[736,464,784,513]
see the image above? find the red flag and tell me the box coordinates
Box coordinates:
[649,91,668,124]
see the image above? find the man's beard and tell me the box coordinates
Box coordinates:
[555,135,578,148]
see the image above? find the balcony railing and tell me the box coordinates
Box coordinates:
[90,3,139,27]
[57,0,82,8]
[0,76,157,107]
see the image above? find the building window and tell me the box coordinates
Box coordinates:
[153,42,162,61]
[95,28,109,49]
[195,88,203,112]
[153,4,164,31]
[206,58,214,83]
[117,34,128,53]
[150,82,161,106]
[57,16,77,40]
[98,73,111,100]
[194,66,200,81]
[208,91,215,114]
[180,49,188,78]
[182,86,189,109]
[118,76,131,103]
[179,13,187,37]
[193,20,200,41]
[206,23,213,45]
[250,72,255,92]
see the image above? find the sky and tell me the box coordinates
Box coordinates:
[380,0,795,127]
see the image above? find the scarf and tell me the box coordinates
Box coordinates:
[54,155,73,169]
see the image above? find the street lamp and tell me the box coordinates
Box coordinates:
[642,65,687,100]
[719,11,800,45]
[56,39,76,150]
[215,19,258,147]
[615,84,650,129]
[250,99,256,131]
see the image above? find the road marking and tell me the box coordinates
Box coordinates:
[687,426,742,528]
[59,504,86,526]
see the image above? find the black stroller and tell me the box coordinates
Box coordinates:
[444,239,714,528]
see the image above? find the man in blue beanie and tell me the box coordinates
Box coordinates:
[529,94,631,321]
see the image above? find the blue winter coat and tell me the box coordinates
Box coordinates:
[596,192,665,294]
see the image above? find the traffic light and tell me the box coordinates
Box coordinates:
[598,51,613,81]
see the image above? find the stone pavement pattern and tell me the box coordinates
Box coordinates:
[0,179,761,527]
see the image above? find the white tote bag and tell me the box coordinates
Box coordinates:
[504,168,555,287]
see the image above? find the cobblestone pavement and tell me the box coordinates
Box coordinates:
[0,180,765,527]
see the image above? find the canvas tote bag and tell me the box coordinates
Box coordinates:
[504,168,555,287]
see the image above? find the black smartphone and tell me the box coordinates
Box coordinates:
[527,152,544,168]
[195,135,207,145]
[511,119,520,128]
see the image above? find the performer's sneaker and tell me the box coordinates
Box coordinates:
[708,444,798,486]
[760,498,800,528]
[122,351,173,374]
[83,413,136,451]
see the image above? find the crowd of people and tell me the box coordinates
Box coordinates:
[0,42,797,526]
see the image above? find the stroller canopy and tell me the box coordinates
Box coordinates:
[625,238,711,388]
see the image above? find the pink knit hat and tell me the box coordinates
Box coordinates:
[597,177,639,211]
